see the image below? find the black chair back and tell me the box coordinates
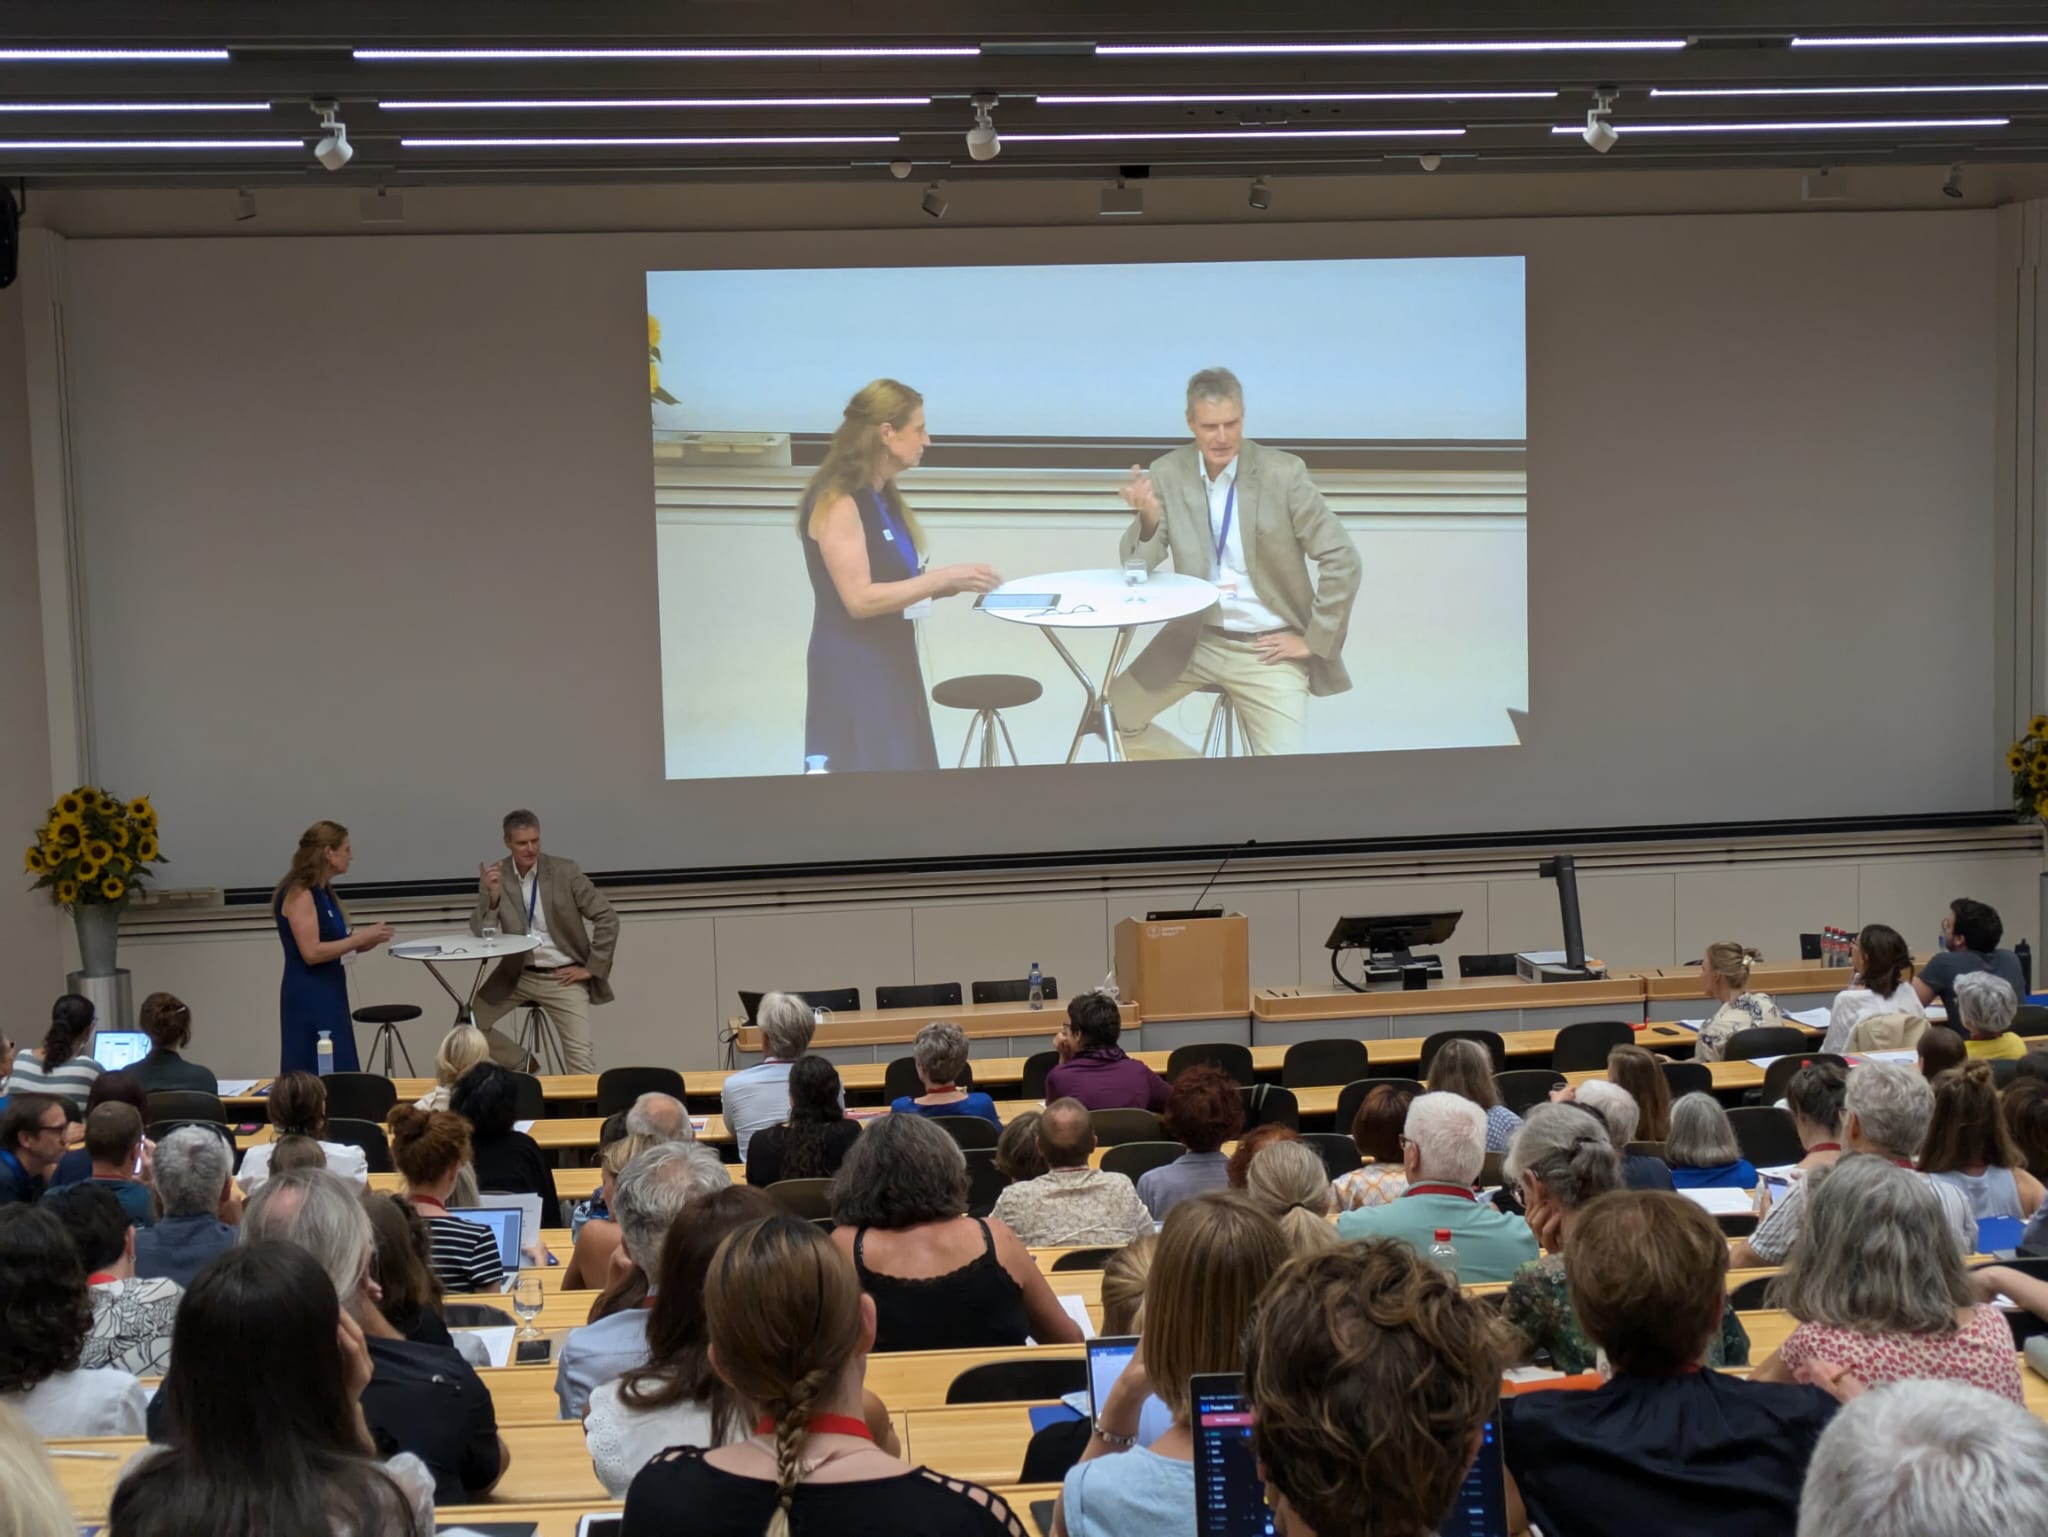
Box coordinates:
[763,1178,834,1220]
[325,1117,393,1173]
[320,1073,396,1124]
[444,1303,515,1328]
[147,1119,234,1150]
[1477,1151,1506,1188]
[1660,1060,1714,1098]
[1300,1131,1363,1178]
[1550,1020,1636,1073]
[1281,1038,1371,1088]
[885,1056,976,1101]
[875,982,965,1011]
[1166,1043,1254,1083]
[1100,1141,1183,1181]
[1090,1109,1161,1146]
[1417,1029,1508,1078]
[1722,1027,1811,1063]
[970,976,1059,1005]
[964,1148,1007,1217]
[596,1066,686,1117]
[507,1071,545,1120]
[2014,1005,2048,1038]
[1728,1275,1775,1310]
[1714,1211,1760,1238]
[1757,1053,1845,1106]
[1049,1247,1123,1272]
[1332,1077,1425,1137]
[929,1114,1000,1150]
[1495,1069,1567,1116]
[800,988,862,1014]
[147,1090,226,1126]
[1992,1057,2024,1087]
[1726,1106,1806,1167]
[1019,1050,1059,1101]
[1240,1083,1299,1132]
[946,1357,1087,1405]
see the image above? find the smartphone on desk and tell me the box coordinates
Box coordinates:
[514,1337,553,1365]
[575,1516,623,1537]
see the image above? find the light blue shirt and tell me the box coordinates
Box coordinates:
[720,1060,795,1159]
[554,1307,651,1419]
[1333,1189,1538,1283]
[1135,1151,1230,1221]
[1062,1446,1195,1537]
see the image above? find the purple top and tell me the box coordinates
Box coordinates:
[1044,1048,1170,1113]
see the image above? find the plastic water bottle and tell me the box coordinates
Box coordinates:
[804,755,829,775]
[315,1030,334,1077]
[1027,962,1044,1011]
[1427,1228,1459,1280]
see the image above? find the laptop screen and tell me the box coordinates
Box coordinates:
[92,1031,152,1072]
[445,1206,522,1270]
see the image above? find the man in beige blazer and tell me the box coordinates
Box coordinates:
[468,809,618,1072]
[1106,367,1361,758]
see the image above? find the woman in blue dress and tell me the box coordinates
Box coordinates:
[799,379,1000,773]
[273,820,393,1075]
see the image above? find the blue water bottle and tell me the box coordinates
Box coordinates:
[315,1030,334,1077]
[1027,961,1044,1011]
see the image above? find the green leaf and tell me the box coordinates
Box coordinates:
[653,387,679,404]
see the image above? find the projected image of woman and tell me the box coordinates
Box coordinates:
[798,380,1000,773]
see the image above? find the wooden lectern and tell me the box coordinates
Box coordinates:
[1113,914,1251,1020]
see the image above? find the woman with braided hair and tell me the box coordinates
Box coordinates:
[619,1212,1025,1537]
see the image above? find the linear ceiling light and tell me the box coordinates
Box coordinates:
[400,134,899,147]
[1790,33,2048,48]
[1653,82,2048,98]
[1096,39,1687,56]
[354,46,977,60]
[0,48,231,61]
[0,138,303,150]
[1035,89,1556,104]
[1003,126,1466,143]
[379,96,932,109]
[1546,115,2009,137]
[0,101,271,113]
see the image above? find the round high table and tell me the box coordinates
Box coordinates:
[980,568,1220,763]
[388,932,537,1027]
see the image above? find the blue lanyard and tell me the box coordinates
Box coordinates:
[1212,479,1236,568]
[870,490,918,572]
[523,865,540,928]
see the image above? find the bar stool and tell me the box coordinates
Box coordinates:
[931,674,1042,767]
[1198,685,1246,757]
[515,1000,569,1076]
[351,1004,422,1076]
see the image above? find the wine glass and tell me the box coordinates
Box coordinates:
[512,1275,544,1340]
[480,911,500,944]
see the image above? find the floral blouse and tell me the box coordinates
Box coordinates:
[1503,1254,1751,1374]
[1330,1162,1408,1213]
[1694,992,1789,1063]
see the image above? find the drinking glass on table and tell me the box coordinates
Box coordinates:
[513,1275,544,1339]
[480,911,500,943]
[1122,556,1149,601]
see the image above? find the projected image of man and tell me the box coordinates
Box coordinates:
[1106,368,1361,758]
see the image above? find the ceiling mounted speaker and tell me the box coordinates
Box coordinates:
[0,184,18,290]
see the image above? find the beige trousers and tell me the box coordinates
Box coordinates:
[473,970,595,1074]
[1105,629,1311,759]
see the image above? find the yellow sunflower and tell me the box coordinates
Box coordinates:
[24,846,46,873]
[2034,758,2048,789]
[2032,714,2048,738]
[112,850,134,873]
[99,874,124,901]
[85,839,112,865]
[2010,745,2028,772]
[136,835,159,862]
[127,796,153,821]
[648,314,661,349]
[75,857,99,881]
[50,818,82,851]
[56,792,83,818]
[54,879,78,905]
[109,824,130,849]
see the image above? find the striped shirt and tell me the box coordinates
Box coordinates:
[3,1052,104,1115]
[427,1214,506,1294]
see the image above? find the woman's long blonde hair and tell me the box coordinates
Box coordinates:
[1243,1139,1340,1261]
[799,378,926,548]
[1704,940,1764,992]
[274,820,349,916]
[434,1025,490,1089]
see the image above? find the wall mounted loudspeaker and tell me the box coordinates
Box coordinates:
[0,184,18,290]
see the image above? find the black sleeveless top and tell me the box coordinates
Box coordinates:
[853,1218,1031,1353]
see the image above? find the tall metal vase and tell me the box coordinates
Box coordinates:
[74,903,120,978]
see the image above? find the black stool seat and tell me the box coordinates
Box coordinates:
[932,674,1043,711]
[352,1004,423,1026]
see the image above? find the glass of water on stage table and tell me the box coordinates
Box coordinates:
[1122,557,1149,602]
[478,863,500,942]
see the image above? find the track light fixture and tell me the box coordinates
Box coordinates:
[313,101,352,170]
[921,182,948,218]
[1942,163,1964,198]
[1583,90,1618,153]
[1247,175,1270,210]
[965,94,999,161]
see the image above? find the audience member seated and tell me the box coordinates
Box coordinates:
[1243,1139,1339,1260]
[235,1168,507,1504]
[270,1133,330,1176]
[134,1125,239,1285]
[42,1183,179,1376]
[2,995,102,1115]
[1224,1122,1297,1189]
[387,1106,503,1294]
[0,1402,74,1537]
[1606,1043,1673,1143]
[829,1112,1081,1353]
[586,1184,780,1494]
[745,1056,860,1189]
[0,1205,146,1435]
[2005,1077,2048,1184]
[48,1071,152,1189]
[1044,991,1168,1112]
[720,991,817,1160]
[1057,1194,1288,1537]
[1820,924,1925,1053]
[1737,1062,1974,1267]
[1795,1379,2048,1537]
[1334,1092,1537,1282]
[413,1024,491,1113]
[1245,1241,1510,1537]
[1330,1082,1413,1211]
[994,1108,1048,1184]
[558,1141,730,1418]
[1502,1191,1837,1537]
[1753,1155,2023,1404]
[888,1020,1002,1126]
[238,1070,369,1190]
[1136,1066,1242,1220]
[989,1097,1152,1248]
[565,1130,657,1291]
[43,1102,155,1227]
[1781,1058,1851,1175]
[130,992,218,1096]
[1919,1025,1968,1079]
[0,1094,68,1205]
[450,1062,561,1215]
[1915,896,2028,1027]
[1693,940,1790,1062]
[1427,1038,1522,1152]
[1920,1061,2044,1220]
[1099,1234,1155,1336]
[1571,1079,1676,1190]
[569,1113,629,1239]
[359,1190,468,1355]
[1665,1092,1761,1189]
[1953,970,2028,1062]
[1504,1103,1750,1373]
[626,1091,696,1144]
[111,1241,435,1536]
[620,1213,1021,1537]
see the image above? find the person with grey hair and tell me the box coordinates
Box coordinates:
[1334,1092,1536,1282]
[1104,365,1362,758]
[624,1092,694,1144]
[1753,1156,2023,1403]
[719,990,816,1158]
[887,1020,1001,1126]
[131,1126,239,1287]
[1796,1379,2048,1537]
[1741,1062,1976,1266]
[554,1140,728,1418]
[1954,970,2026,1061]
[828,1113,1082,1352]
[1571,1078,1677,1191]
[1665,1092,1760,1190]
[1503,1103,1748,1374]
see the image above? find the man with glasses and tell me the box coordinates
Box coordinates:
[0,1094,70,1204]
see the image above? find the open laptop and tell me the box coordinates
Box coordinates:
[92,1031,152,1072]
[446,1206,523,1278]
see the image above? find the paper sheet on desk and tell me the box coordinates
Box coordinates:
[1782,1007,1832,1030]
[1857,1050,1919,1065]
[214,1078,260,1097]
[458,1326,516,1368]
[1027,1293,1097,1344]
[513,1120,536,1134]
[1678,1187,1762,1216]
[1672,1019,1706,1032]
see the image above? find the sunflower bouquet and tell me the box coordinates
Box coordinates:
[2007,717,2048,823]
[23,786,166,909]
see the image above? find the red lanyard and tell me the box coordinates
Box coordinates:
[754,1413,873,1441]
[1806,1143,1841,1153]
[1405,1183,1480,1202]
